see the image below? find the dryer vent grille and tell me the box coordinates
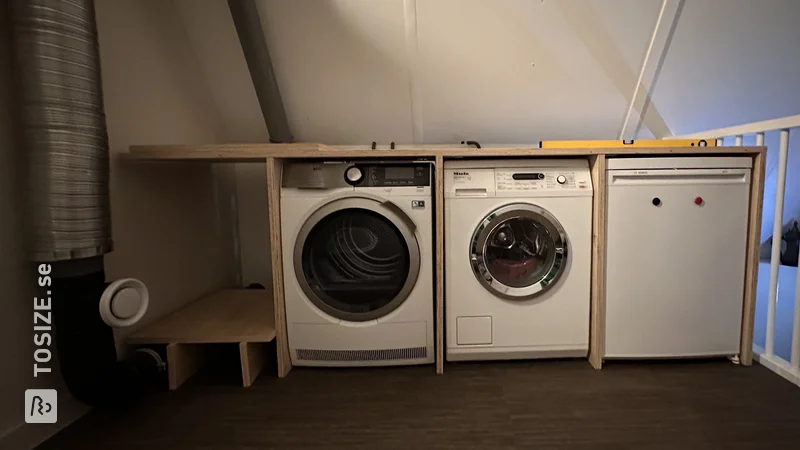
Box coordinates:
[296,347,427,362]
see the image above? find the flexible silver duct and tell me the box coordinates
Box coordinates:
[11,0,112,262]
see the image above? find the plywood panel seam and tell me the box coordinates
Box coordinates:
[435,155,445,374]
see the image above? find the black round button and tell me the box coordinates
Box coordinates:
[652,197,661,206]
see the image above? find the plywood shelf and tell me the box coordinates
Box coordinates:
[122,143,765,161]
[128,289,275,389]
[128,289,275,344]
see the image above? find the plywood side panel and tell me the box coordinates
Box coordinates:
[588,154,607,369]
[435,155,445,374]
[740,152,766,366]
[239,342,268,387]
[267,158,292,377]
[166,343,210,390]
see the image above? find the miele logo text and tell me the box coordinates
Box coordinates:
[453,172,469,176]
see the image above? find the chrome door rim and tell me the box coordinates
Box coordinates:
[294,196,421,322]
[469,203,568,300]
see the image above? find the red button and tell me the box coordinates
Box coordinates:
[694,197,703,205]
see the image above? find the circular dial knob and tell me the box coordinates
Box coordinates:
[556,175,567,184]
[344,166,363,184]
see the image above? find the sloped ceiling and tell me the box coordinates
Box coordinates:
[649,0,800,136]
[165,0,800,283]
[174,0,800,145]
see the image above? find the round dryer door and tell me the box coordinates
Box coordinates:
[294,197,421,322]
[470,203,568,300]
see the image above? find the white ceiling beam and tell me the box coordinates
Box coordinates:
[619,0,682,140]
[403,0,423,144]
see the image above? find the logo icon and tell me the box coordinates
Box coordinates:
[412,200,425,209]
[25,389,57,423]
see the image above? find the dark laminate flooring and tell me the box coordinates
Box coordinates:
[39,355,800,449]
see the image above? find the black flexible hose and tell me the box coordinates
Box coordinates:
[51,269,161,406]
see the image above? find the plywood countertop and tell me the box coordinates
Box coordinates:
[122,143,765,161]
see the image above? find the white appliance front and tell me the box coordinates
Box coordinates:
[604,157,752,358]
[281,162,434,367]
[444,159,593,361]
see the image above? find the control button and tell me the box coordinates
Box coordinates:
[345,166,363,184]
[538,173,545,180]
[694,196,704,205]
[652,197,661,206]
[556,175,567,184]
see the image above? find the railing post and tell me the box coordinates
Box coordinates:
[716,138,724,146]
[792,135,800,367]
[735,135,743,146]
[766,129,790,356]
[794,240,800,368]
[756,132,765,146]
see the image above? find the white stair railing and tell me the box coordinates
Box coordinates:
[668,115,800,387]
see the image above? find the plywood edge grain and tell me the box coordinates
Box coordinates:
[127,289,276,345]
[166,343,211,390]
[124,143,327,160]
[239,342,268,387]
[122,145,767,161]
[435,155,445,374]
[740,152,766,366]
[267,158,292,378]
[588,155,607,369]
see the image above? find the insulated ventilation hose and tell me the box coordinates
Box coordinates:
[11,0,162,406]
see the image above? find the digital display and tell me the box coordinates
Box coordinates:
[512,173,545,180]
[385,167,414,180]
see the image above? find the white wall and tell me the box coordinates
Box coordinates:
[3,0,239,445]
[95,0,238,346]
[649,0,800,136]
[168,0,800,287]
[174,0,273,288]
[172,0,800,281]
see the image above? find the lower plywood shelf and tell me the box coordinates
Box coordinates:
[128,289,275,389]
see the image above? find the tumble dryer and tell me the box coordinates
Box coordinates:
[281,161,434,366]
[444,159,593,361]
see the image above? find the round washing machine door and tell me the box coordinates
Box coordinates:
[470,203,568,301]
[294,197,421,322]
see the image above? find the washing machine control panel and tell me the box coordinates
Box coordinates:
[495,169,589,192]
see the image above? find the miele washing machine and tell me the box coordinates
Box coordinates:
[281,161,434,367]
[444,159,593,361]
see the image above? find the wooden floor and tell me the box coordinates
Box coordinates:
[39,357,800,449]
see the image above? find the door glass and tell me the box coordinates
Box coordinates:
[483,216,556,288]
[301,208,410,316]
